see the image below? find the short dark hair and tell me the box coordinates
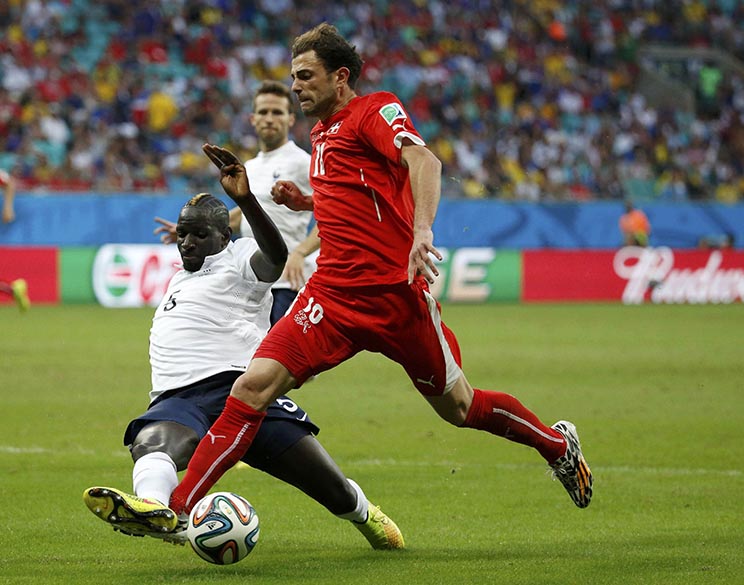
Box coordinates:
[183,193,229,230]
[254,80,293,110]
[291,23,364,88]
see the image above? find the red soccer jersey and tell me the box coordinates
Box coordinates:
[308,91,426,287]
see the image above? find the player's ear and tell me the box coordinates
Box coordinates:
[336,67,350,87]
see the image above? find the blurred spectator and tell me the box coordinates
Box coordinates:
[699,231,736,250]
[1,168,16,224]
[0,167,27,313]
[0,0,743,200]
[656,166,690,202]
[619,200,652,247]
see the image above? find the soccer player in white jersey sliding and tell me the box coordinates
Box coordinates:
[83,144,403,550]
[155,81,319,325]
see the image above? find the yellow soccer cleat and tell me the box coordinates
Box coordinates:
[83,486,179,537]
[111,513,189,546]
[10,279,29,312]
[354,503,405,550]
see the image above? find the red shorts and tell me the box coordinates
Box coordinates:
[254,279,463,396]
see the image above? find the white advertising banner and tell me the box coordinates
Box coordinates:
[93,244,181,308]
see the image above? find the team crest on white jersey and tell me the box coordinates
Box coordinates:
[378,102,407,126]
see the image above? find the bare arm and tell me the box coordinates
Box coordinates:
[203,143,288,282]
[401,143,443,284]
[2,176,16,224]
[228,206,243,235]
[284,224,320,290]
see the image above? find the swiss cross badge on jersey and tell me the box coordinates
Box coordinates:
[378,103,407,126]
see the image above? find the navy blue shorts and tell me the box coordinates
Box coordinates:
[124,371,320,468]
[270,288,298,326]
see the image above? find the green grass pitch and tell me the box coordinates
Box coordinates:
[1,303,742,584]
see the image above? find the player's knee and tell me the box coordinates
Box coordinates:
[231,370,281,411]
[442,403,470,426]
[131,422,198,468]
[232,374,264,407]
[426,381,472,426]
[426,397,467,426]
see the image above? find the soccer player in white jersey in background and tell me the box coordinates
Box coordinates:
[83,144,404,549]
[156,80,319,325]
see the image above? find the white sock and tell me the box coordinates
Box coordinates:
[132,452,178,507]
[336,478,369,523]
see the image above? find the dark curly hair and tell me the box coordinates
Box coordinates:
[291,22,364,88]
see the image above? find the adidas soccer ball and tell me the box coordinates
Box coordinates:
[187,492,260,565]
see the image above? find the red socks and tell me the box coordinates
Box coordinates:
[463,388,566,463]
[169,389,565,513]
[170,396,266,514]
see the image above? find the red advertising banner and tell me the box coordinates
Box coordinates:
[522,250,620,302]
[523,247,744,304]
[0,246,59,304]
[4,245,743,307]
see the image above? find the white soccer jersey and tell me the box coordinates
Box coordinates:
[148,238,273,402]
[239,140,315,289]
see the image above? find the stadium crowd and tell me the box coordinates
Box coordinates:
[1,0,744,201]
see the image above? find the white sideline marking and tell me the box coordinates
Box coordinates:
[0,446,49,454]
[1,446,741,477]
[351,458,743,477]
[0,446,127,457]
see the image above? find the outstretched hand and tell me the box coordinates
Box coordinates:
[154,216,177,244]
[202,143,251,203]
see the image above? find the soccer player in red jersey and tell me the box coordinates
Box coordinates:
[162,22,593,531]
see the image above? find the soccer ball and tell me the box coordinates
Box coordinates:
[187,492,260,565]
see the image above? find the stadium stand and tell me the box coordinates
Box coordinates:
[1,0,743,201]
